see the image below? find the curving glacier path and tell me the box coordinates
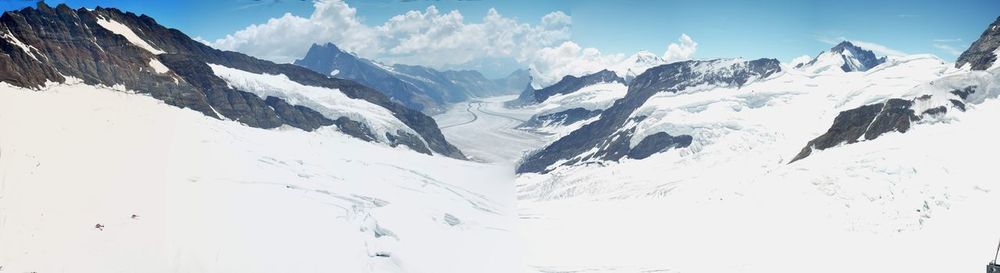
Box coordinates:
[435,96,547,164]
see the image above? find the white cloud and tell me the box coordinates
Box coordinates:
[849,39,907,56]
[788,54,812,66]
[211,0,375,62]
[662,34,697,63]
[192,36,211,45]
[933,43,964,56]
[527,41,626,85]
[210,0,571,68]
[931,38,965,56]
[527,34,699,86]
[210,0,695,87]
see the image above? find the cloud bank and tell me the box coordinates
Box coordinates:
[210,0,695,86]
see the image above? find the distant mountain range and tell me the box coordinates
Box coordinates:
[294,43,530,114]
[515,15,1000,174]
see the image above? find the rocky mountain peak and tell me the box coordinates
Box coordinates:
[956,16,1000,70]
[796,40,886,72]
[830,41,860,53]
[532,69,625,103]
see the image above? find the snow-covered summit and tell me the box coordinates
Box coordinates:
[611,51,668,82]
[796,41,888,73]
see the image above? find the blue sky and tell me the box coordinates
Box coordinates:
[3,0,999,79]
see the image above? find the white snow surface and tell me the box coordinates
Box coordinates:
[516,56,1000,272]
[95,16,166,55]
[0,82,521,273]
[208,63,419,145]
[148,58,169,74]
[535,82,627,115]
[991,46,1000,70]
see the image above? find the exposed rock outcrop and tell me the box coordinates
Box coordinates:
[956,16,1000,70]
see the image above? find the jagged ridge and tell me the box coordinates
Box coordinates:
[517,58,782,174]
[0,2,464,159]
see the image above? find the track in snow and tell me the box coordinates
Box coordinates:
[439,102,479,129]
[475,102,528,123]
[434,96,546,164]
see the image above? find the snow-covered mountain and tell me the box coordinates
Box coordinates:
[793,16,1000,163]
[504,70,626,136]
[0,3,527,273]
[517,58,782,173]
[795,41,888,73]
[0,3,462,159]
[506,69,623,107]
[610,50,668,83]
[516,81,628,137]
[294,43,530,114]
[514,17,1000,273]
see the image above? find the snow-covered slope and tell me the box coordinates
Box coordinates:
[208,64,421,144]
[514,44,1000,271]
[94,15,166,55]
[518,82,627,137]
[0,82,520,273]
[0,3,465,159]
[519,54,956,193]
[508,70,627,138]
[517,58,783,173]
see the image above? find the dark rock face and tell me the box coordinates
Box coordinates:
[504,81,536,108]
[0,3,465,159]
[495,69,532,95]
[789,92,976,163]
[533,70,624,103]
[950,85,977,100]
[293,43,444,113]
[791,85,980,163]
[830,41,887,72]
[517,58,782,174]
[518,107,603,129]
[956,16,1000,70]
[789,99,916,163]
[385,130,433,155]
[294,43,530,114]
[628,132,693,160]
[264,96,336,131]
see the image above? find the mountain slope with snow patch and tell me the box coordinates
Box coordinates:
[0,82,520,273]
